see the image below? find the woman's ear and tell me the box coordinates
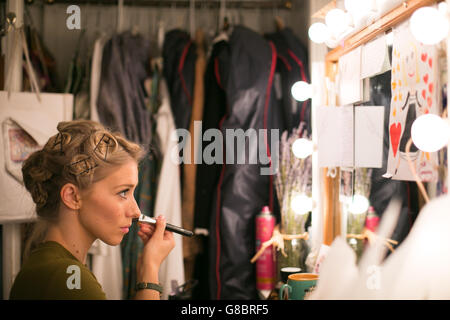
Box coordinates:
[60,183,82,210]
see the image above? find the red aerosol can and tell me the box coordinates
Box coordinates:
[255,206,275,293]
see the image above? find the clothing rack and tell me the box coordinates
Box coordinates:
[29,0,293,10]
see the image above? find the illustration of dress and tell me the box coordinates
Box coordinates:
[399,91,421,160]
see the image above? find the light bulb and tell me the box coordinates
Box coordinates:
[291,81,312,101]
[308,22,330,44]
[410,6,449,45]
[348,194,370,214]
[292,138,313,159]
[290,194,313,215]
[325,8,349,36]
[411,114,450,152]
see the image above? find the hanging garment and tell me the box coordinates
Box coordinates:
[95,32,156,300]
[265,27,311,133]
[90,35,108,123]
[24,26,59,92]
[87,34,123,300]
[194,38,229,232]
[162,29,196,131]
[97,32,153,148]
[181,29,207,281]
[192,36,230,300]
[154,79,185,299]
[208,26,284,300]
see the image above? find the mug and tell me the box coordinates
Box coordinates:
[279,273,318,300]
[280,267,302,283]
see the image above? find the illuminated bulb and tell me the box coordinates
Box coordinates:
[325,8,349,36]
[290,194,313,215]
[292,138,313,159]
[308,22,331,44]
[348,194,370,214]
[291,81,312,101]
[411,114,450,152]
[410,7,449,45]
[438,2,448,16]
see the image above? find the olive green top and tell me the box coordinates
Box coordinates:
[9,241,107,300]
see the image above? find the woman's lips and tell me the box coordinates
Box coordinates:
[120,227,130,233]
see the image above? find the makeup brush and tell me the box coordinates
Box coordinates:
[137,214,194,237]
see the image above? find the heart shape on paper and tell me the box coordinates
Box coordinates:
[427,96,432,107]
[421,53,427,62]
[423,74,429,84]
[429,58,433,68]
[429,83,433,94]
[422,89,427,100]
[390,123,402,157]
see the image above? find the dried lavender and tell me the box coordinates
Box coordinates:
[275,122,313,235]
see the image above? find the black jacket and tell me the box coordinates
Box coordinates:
[208,26,284,300]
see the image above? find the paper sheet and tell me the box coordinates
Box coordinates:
[317,105,354,168]
[355,106,385,168]
[361,35,391,79]
[338,47,362,105]
[385,21,439,181]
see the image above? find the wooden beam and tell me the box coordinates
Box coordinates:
[326,0,441,64]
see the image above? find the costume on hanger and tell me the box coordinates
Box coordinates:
[162,29,196,131]
[192,35,230,300]
[265,27,311,133]
[208,26,284,300]
[97,31,153,148]
[87,34,123,300]
[153,78,185,299]
[95,31,156,299]
[181,29,207,282]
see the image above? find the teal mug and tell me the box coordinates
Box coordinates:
[279,273,318,300]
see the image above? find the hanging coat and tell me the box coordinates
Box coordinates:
[97,32,152,148]
[208,26,284,300]
[265,27,311,133]
[162,29,197,131]
[194,38,230,232]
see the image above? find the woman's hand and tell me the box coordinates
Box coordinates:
[137,215,175,276]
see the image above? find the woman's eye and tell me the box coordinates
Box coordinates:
[119,189,129,198]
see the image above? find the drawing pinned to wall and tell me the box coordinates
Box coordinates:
[384,21,440,182]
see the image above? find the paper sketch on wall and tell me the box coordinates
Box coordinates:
[385,22,439,182]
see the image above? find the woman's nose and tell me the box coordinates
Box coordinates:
[127,197,141,219]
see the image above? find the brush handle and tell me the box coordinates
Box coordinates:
[138,215,194,237]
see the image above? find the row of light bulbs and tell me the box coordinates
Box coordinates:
[308,2,449,47]
[289,3,450,216]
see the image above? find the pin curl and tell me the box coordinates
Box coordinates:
[69,156,98,176]
[93,133,114,161]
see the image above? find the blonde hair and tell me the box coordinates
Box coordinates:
[21,120,145,260]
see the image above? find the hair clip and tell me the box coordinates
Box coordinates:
[70,156,98,176]
[93,133,113,161]
[52,133,66,155]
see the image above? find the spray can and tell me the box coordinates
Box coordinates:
[365,206,380,232]
[255,206,275,296]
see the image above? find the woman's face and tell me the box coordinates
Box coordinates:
[78,159,141,246]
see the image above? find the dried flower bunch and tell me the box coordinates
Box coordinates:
[275,122,312,234]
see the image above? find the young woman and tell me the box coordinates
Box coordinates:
[9,120,175,300]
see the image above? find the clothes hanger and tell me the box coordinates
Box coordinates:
[131,0,140,36]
